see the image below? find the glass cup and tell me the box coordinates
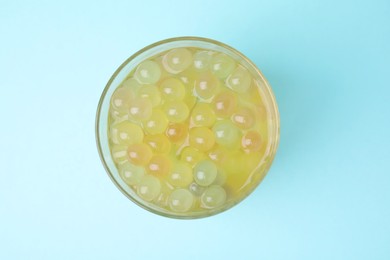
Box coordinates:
[96,37,280,219]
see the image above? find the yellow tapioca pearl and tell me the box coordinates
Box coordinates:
[189,127,215,152]
[180,146,205,165]
[127,143,153,166]
[128,98,153,122]
[110,86,133,110]
[110,121,143,145]
[212,120,242,149]
[163,101,189,123]
[193,160,218,186]
[137,175,161,202]
[168,161,193,188]
[194,72,220,100]
[143,134,171,154]
[134,60,161,84]
[213,91,238,118]
[118,161,145,186]
[231,107,255,129]
[137,84,161,107]
[211,53,236,79]
[143,109,168,135]
[200,185,227,209]
[166,123,189,143]
[191,103,216,127]
[168,189,194,212]
[242,131,262,152]
[159,77,186,101]
[162,48,192,74]
[147,155,172,178]
[226,66,251,93]
[208,146,231,164]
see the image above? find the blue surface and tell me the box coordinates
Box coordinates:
[1,0,389,259]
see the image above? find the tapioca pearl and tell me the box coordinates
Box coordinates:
[208,147,230,164]
[212,120,242,148]
[166,123,188,143]
[211,53,236,79]
[189,127,215,152]
[214,169,227,185]
[147,155,171,177]
[127,143,153,166]
[155,181,174,207]
[137,175,161,202]
[110,108,127,121]
[168,189,194,212]
[168,161,193,188]
[193,51,213,71]
[137,85,161,107]
[194,72,220,100]
[231,107,255,129]
[226,66,251,93]
[118,161,145,186]
[110,121,144,145]
[121,77,141,90]
[128,98,153,122]
[180,146,205,165]
[193,160,218,186]
[143,109,168,135]
[111,145,129,164]
[144,134,171,154]
[159,78,186,101]
[179,68,199,88]
[163,101,189,123]
[242,131,262,151]
[189,182,206,196]
[134,60,161,84]
[110,86,134,112]
[162,48,192,74]
[213,91,238,117]
[201,185,227,208]
[191,103,216,127]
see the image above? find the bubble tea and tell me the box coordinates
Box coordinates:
[104,40,279,218]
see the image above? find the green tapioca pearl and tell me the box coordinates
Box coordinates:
[163,101,189,123]
[201,185,227,209]
[193,51,213,71]
[168,189,194,212]
[137,175,162,202]
[137,85,161,107]
[134,60,162,84]
[212,120,242,148]
[211,53,236,79]
[193,160,218,186]
[119,162,145,186]
[226,65,251,93]
[162,48,193,74]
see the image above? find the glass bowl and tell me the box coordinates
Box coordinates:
[96,36,279,219]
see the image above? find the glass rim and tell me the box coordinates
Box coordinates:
[95,36,280,219]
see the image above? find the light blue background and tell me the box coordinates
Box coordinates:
[1,0,389,259]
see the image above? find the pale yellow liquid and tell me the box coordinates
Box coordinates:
[108,47,269,215]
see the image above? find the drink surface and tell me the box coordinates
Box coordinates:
[108,47,270,215]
